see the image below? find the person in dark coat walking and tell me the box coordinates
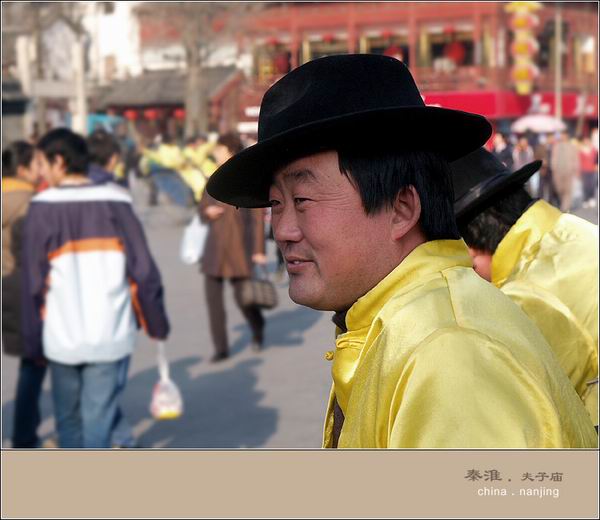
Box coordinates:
[199,132,267,362]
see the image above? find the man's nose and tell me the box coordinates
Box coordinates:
[272,207,302,243]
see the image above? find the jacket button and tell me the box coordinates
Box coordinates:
[324,351,334,361]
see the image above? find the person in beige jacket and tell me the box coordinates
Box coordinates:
[1,140,45,447]
[551,131,580,212]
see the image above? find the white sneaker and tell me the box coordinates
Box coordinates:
[582,201,590,209]
[589,199,597,208]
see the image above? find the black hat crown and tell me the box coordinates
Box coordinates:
[207,54,493,208]
[451,147,542,220]
[259,54,425,141]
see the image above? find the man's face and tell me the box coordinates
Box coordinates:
[269,150,393,311]
[36,151,66,187]
[468,247,493,282]
[212,144,230,166]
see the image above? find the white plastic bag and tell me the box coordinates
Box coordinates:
[150,341,183,420]
[179,214,208,265]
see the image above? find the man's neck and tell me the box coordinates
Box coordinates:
[59,174,90,186]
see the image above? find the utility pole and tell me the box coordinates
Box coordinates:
[554,3,562,121]
[33,7,48,135]
[71,37,88,134]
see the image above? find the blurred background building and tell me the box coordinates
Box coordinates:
[2,1,598,147]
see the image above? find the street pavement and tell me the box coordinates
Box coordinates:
[1,176,597,448]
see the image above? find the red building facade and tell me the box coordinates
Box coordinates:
[236,2,598,136]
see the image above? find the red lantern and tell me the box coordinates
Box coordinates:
[511,38,539,56]
[383,45,403,61]
[444,41,466,65]
[510,13,539,30]
[381,30,394,40]
[212,19,225,33]
[266,36,280,46]
[443,25,455,35]
[143,109,158,120]
[174,108,185,120]
[322,33,335,44]
[511,63,539,82]
[123,109,138,121]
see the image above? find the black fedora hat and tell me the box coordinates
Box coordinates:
[207,54,492,208]
[451,147,542,221]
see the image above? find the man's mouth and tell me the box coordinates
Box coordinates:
[285,256,313,272]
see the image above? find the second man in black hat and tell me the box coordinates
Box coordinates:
[450,147,599,429]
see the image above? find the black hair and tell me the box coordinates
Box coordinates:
[87,129,121,168]
[336,148,460,241]
[458,187,533,253]
[161,133,176,145]
[2,140,34,178]
[218,132,244,155]
[37,128,89,174]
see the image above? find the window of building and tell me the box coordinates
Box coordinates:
[304,38,348,63]
[574,34,596,78]
[536,19,568,73]
[363,35,409,67]
[254,42,292,83]
[419,29,475,69]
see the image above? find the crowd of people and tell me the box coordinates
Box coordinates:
[2,54,598,449]
[2,126,269,448]
[491,128,599,212]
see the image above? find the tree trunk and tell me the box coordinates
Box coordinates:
[184,54,208,139]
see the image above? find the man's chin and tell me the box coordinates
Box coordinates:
[289,287,340,311]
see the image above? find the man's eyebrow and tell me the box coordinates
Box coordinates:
[281,168,318,184]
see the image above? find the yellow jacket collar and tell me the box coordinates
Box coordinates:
[332,239,472,415]
[492,200,561,287]
[345,239,472,333]
[1,178,35,193]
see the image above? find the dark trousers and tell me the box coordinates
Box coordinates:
[582,172,598,201]
[12,358,47,448]
[204,276,265,356]
[538,173,559,207]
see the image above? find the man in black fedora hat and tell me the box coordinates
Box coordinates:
[451,147,599,429]
[207,54,597,448]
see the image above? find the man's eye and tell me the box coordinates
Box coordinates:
[294,197,310,205]
[269,199,281,207]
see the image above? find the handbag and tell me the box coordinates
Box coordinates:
[179,214,208,265]
[239,265,278,309]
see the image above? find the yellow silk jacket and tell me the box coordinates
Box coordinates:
[492,200,598,425]
[322,240,597,448]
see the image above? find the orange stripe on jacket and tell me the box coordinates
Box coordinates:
[48,238,125,261]
[129,279,149,334]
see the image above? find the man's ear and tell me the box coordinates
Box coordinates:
[52,154,66,173]
[390,186,421,241]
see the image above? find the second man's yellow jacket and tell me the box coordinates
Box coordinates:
[323,240,597,448]
[492,200,598,425]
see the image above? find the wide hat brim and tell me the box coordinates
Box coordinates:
[455,159,542,221]
[207,105,492,208]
